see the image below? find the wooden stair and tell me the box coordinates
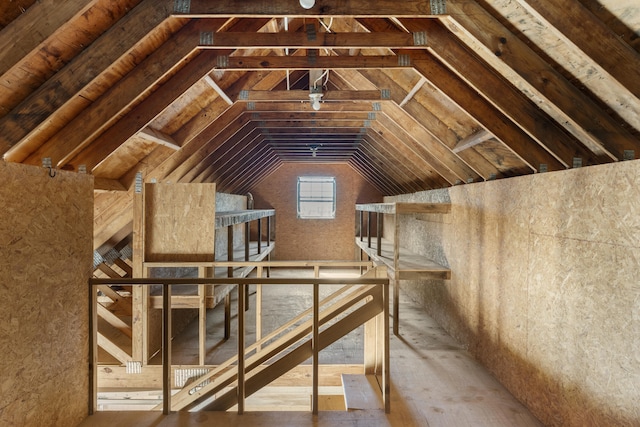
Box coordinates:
[163,282,384,412]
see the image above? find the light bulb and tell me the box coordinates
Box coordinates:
[309,93,322,110]
[299,0,315,9]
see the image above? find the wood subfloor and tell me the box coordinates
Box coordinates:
[80,268,543,427]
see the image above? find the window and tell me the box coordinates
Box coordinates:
[297,176,336,219]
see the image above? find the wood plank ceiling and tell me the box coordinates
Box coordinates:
[1,0,638,251]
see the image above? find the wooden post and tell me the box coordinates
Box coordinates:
[88,281,97,414]
[359,210,363,241]
[383,278,390,413]
[312,282,319,415]
[256,266,263,351]
[367,211,372,249]
[244,221,250,311]
[257,217,262,254]
[244,222,250,261]
[393,211,400,336]
[377,212,382,257]
[237,283,245,414]
[198,267,207,366]
[266,215,271,247]
[162,283,172,415]
[132,182,148,364]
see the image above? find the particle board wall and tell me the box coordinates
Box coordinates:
[0,162,93,426]
[144,183,216,262]
[250,163,382,260]
[386,160,640,427]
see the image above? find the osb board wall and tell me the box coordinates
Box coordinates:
[250,163,382,260]
[386,160,640,427]
[0,162,93,426]
[144,183,216,262]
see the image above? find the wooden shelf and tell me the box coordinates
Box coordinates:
[355,201,450,335]
[215,209,275,229]
[355,202,450,215]
[355,237,450,280]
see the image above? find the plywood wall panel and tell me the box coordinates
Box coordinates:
[0,162,93,426]
[387,160,640,427]
[144,183,216,262]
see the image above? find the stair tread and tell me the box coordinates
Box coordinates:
[342,374,383,410]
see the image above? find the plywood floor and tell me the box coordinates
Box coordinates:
[80,268,544,427]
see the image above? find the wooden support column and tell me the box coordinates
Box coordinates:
[244,222,250,261]
[312,282,320,415]
[225,226,233,341]
[237,283,246,414]
[256,266,263,351]
[198,266,208,366]
[257,218,262,254]
[162,283,172,415]
[132,179,148,364]
[88,280,98,414]
[383,276,390,413]
[393,211,400,336]
[367,211,372,249]
[376,212,382,257]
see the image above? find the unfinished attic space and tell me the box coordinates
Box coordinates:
[1,0,638,426]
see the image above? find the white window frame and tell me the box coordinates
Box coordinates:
[297,176,336,219]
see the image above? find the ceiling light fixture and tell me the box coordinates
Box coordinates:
[309,144,321,157]
[299,0,315,9]
[309,92,323,111]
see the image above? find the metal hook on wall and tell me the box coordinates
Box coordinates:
[42,157,56,178]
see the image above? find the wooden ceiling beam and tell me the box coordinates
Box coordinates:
[213,143,277,191]
[365,126,444,189]
[211,52,428,70]
[362,131,436,191]
[237,158,283,195]
[345,67,482,183]
[23,19,211,168]
[138,128,181,151]
[401,19,601,167]
[173,0,442,18]
[350,152,404,195]
[348,159,392,195]
[513,0,639,96]
[167,114,253,182]
[188,126,263,183]
[0,0,100,76]
[412,59,566,171]
[0,0,174,160]
[94,177,127,192]
[248,111,373,120]
[237,90,387,102]
[441,2,638,160]
[257,120,369,128]
[203,74,234,105]
[357,141,422,194]
[246,102,377,112]
[452,129,492,154]
[198,32,427,49]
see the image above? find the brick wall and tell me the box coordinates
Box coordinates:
[250,163,382,260]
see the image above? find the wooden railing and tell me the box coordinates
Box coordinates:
[88,263,390,416]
